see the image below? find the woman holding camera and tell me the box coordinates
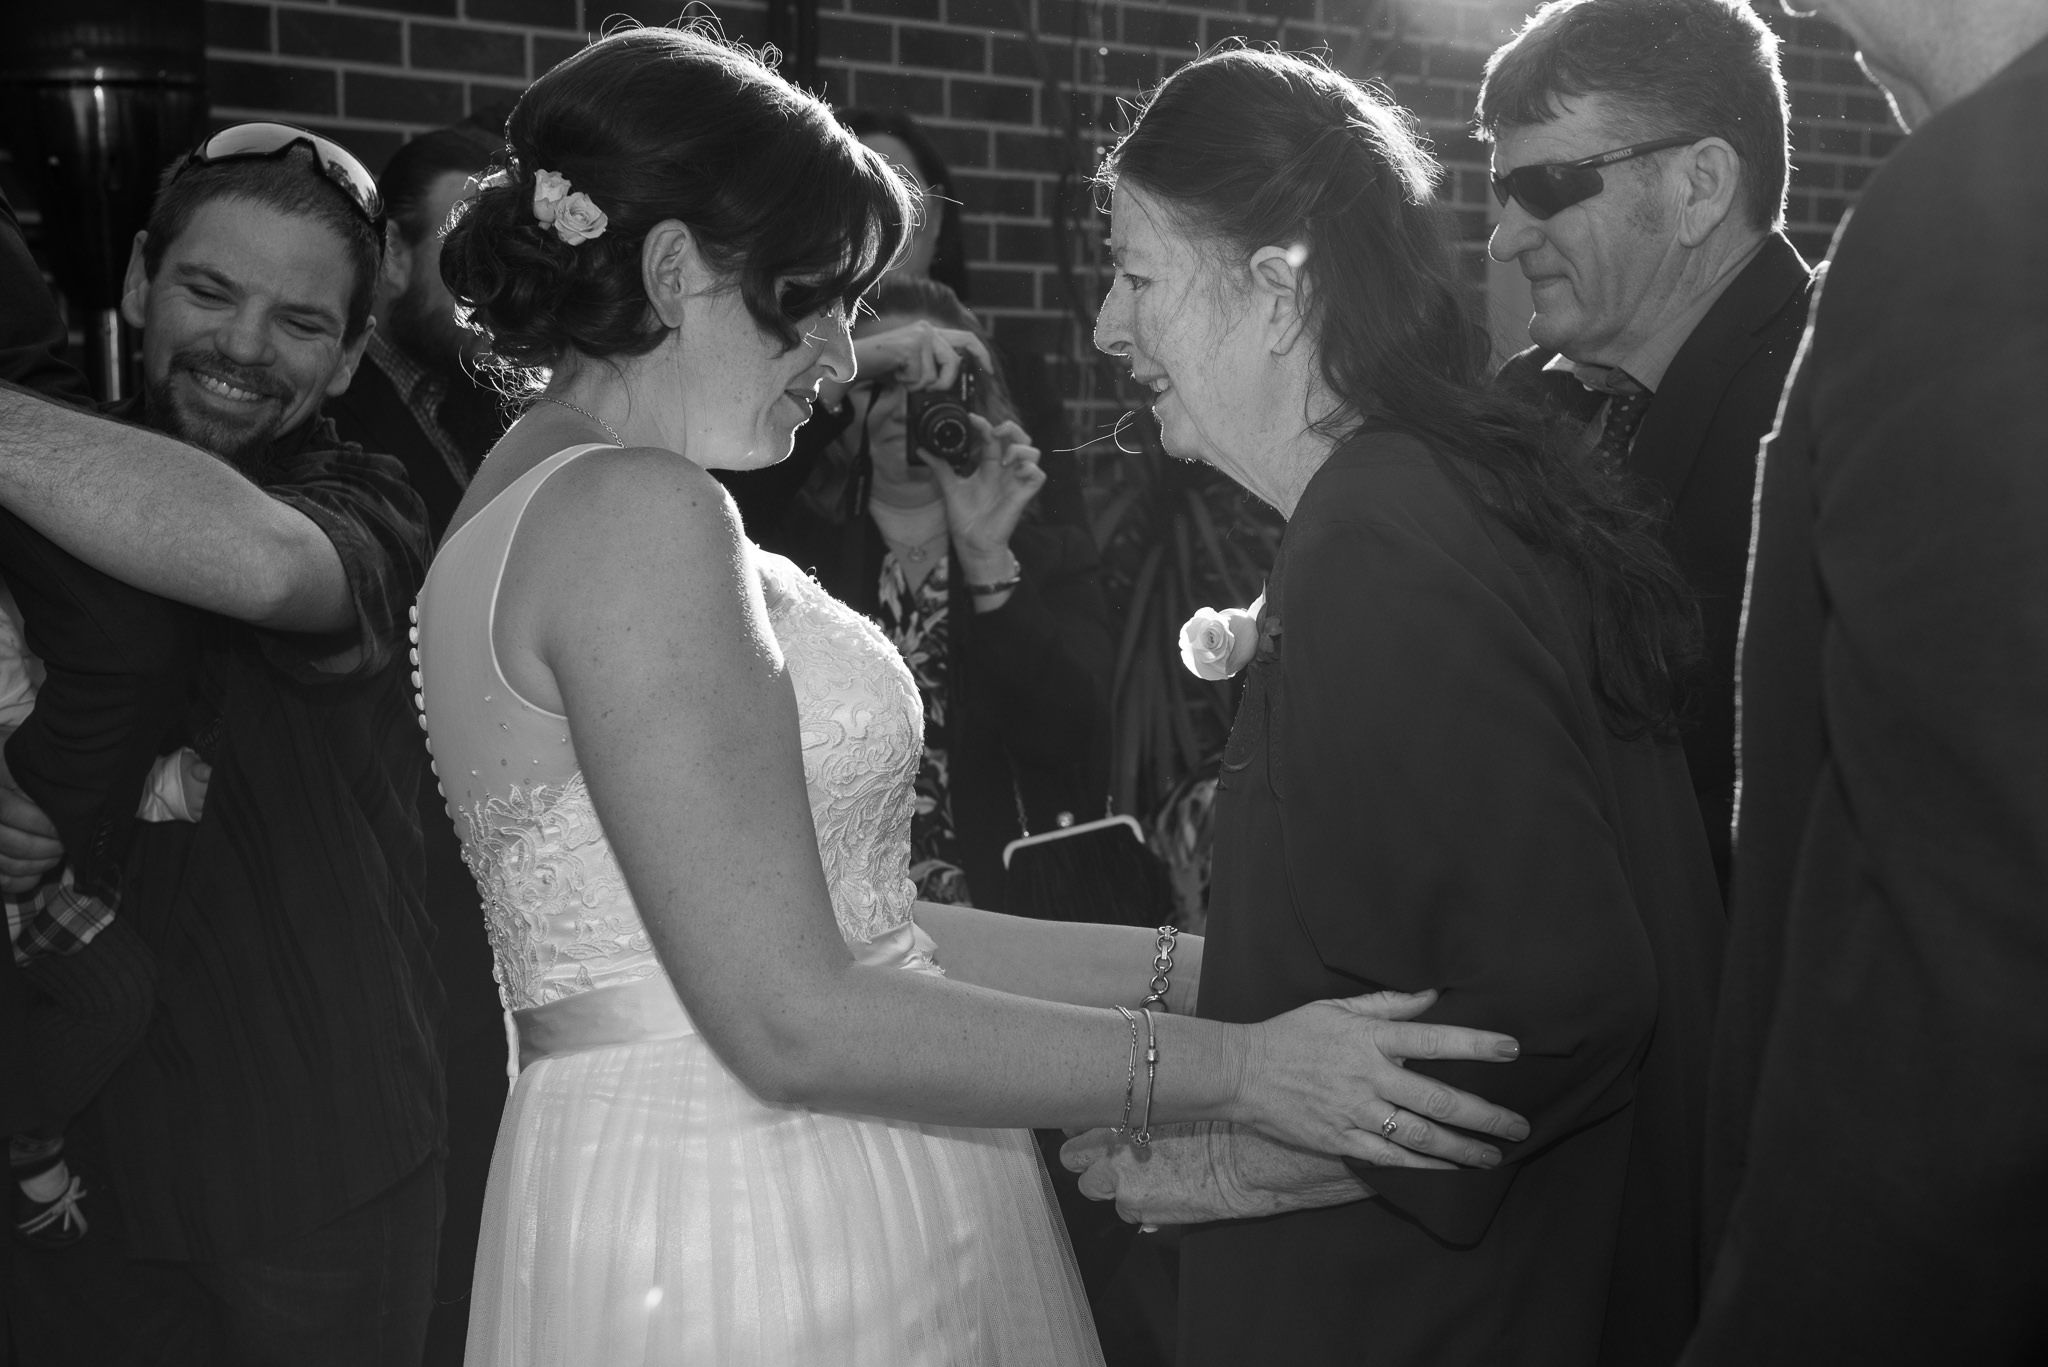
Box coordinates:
[764,276,1112,911]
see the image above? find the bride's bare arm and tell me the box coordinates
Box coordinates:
[495,449,1527,1163]
[912,902,1202,1016]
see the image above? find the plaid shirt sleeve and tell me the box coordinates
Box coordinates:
[252,429,432,684]
[5,866,115,965]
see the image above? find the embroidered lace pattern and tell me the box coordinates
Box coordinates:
[451,551,924,1012]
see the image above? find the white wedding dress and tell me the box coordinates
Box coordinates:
[414,444,1102,1365]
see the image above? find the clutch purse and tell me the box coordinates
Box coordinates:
[1001,810,1173,928]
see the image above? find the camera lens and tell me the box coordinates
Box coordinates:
[917,401,973,461]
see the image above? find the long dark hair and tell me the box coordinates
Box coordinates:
[1101,46,1699,740]
[440,24,914,379]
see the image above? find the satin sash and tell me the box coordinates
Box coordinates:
[513,976,697,1070]
[511,921,944,1069]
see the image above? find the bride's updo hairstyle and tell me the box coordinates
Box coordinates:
[441,24,913,374]
[1101,46,1699,741]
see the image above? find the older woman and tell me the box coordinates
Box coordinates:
[1063,48,1725,1367]
[421,27,1532,1365]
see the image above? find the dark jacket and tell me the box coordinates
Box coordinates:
[1685,36,2048,1365]
[0,193,198,913]
[0,191,198,1142]
[1496,232,1814,893]
[322,345,499,540]
[1182,428,1724,1367]
[763,499,1113,912]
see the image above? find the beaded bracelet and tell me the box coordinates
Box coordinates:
[1112,1004,1142,1138]
[1137,924,1179,1013]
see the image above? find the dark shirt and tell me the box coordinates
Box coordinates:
[1182,428,1724,1366]
[1495,235,1814,896]
[323,336,500,542]
[98,398,442,1261]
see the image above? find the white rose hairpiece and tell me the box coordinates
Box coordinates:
[1178,594,1265,681]
[531,168,607,245]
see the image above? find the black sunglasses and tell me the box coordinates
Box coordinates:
[176,122,386,236]
[1491,135,1704,220]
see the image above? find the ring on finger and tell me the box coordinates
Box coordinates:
[1380,1111,1401,1140]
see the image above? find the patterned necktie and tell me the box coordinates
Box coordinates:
[1590,372,1651,470]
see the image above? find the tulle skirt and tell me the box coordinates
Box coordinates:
[466,1032,1104,1366]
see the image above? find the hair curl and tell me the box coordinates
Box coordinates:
[439,24,914,381]
[1100,45,1700,740]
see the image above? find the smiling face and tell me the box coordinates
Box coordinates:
[1093,182,1270,475]
[123,196,368,465]
[1487,95,1683,364]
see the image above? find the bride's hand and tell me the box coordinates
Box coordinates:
[1232,989,1529,1166]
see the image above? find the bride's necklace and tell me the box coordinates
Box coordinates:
[533,395,623,445]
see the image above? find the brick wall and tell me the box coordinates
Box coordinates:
[193,0,1894,433]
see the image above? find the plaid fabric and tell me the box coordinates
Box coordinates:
[364,330,471,495]
[5,866,114,965]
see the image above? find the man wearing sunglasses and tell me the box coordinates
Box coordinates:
[0,125,442,1364]
[1481,0,1813,906]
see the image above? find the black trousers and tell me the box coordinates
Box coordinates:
[16,916,157,1132]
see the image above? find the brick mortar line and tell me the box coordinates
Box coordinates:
[206,52,542,86]
[249,0,585,38]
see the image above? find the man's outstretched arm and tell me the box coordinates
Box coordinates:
[0,381,351,631]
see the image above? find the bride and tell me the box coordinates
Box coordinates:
[418,24,1530,1365]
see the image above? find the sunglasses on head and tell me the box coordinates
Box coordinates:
[1491,135,1703,220]
[175,122,386,236]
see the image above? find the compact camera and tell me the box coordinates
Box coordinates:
[905,360,982,476]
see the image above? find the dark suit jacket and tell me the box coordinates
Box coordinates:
[1497,234,1813,893]
[1182,428,1724,1366]
[1685,37,2048,1365]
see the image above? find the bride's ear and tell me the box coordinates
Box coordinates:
[642,220,708,330]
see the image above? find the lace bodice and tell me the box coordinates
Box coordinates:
[413,446,926,1013]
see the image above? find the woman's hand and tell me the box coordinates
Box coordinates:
[828,319,994,407]
[928,415,1046,587]
[1233,988,1530,1166]
[1060,1121,1372,1227]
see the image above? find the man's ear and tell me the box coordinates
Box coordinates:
[641,219,705,330]
[120,231,151,330]
[1249,243,1311,355]
[1675,138,1744,246]
[326,316,374,399]
[379,220,412,302]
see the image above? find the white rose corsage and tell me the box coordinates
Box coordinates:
[531,169,607,245]
[1178,594,1265,681]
